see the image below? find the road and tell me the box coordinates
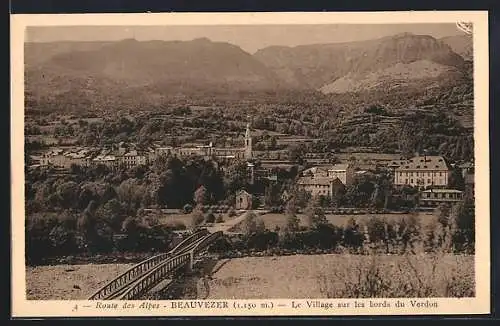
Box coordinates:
[205,210,267,233]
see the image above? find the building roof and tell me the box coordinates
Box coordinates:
[297,176,338,186]
[395,156,450,171]
[421,189,463,193]
[302,166,329,176]
[124,150,139,156]
[236,189,252,196]
[328,164,350,171]
[388,159,407,167]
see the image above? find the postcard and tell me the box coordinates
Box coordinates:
[11,11,489,317]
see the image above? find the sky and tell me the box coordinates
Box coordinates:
[25,24,466,54]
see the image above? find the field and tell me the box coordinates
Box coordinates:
[26,263,133,300]
[256,212,437,230]
[156,212,437,231]
[157,212,236,227]
[203,254,474,299]
[25,254,474,300]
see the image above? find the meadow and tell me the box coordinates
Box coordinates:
[250,212,437,231]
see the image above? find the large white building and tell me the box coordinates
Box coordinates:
[393,155,451,189]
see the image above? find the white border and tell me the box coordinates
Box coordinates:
[11,11,490,317]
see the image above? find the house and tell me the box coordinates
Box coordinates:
[394,155,451,189]
[301,163,354,186]
[93,154,119,169]
[235,190,253,210]
[120,150,147,169]
[419,189,464,207]
[297,176,345,198]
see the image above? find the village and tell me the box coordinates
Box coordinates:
[27,119,475,212]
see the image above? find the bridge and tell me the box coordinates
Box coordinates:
[88,211,260,300]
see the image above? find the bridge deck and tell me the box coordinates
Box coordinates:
[89,230,223,300]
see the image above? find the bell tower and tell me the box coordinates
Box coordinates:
[244,119,252,160]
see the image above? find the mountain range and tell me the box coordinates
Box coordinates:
[24,33,473,109]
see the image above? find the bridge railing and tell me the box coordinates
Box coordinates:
[193,231,223,256]
[170,228,209,253]
[88,229,209,300]
[118,253,191,300]
[117,231,222,300]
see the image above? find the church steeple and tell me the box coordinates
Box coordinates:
[244,118,252,160]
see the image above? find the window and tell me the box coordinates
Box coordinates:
[428,179,431,184]
[410,179,414,183]
[405,179,408,184]
[439,172,442,177]
[400,172,403,176]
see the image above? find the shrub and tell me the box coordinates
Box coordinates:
[164,220,186,230]
[343,218,365,250]
[228,207,236,217]
[190,210,205,229]
[246,231,279,251]
[215,214,224,223]
[205,210,216,223]
[318,254,475,298]
[183,204,193,214]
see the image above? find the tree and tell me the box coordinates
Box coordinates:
[194,185,208,206]
[288,144,306,164]
[294,188,311,208]
[285,213,300,233]
[116,178,144,213]
[205,210,216,223]
[435,203,451,227]
[56,181,79,209]
[285,196,298,216]
[449,167,465,191]
[305,196,328,229]
[264,183,281,208]
[256,218,266,233]
[450,202,475,252]
[242,211,258,237]
[95,198,123,231]
[77,200,99,252]
[190,207,205,229]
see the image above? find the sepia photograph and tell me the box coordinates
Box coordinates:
[11,11,490,317]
